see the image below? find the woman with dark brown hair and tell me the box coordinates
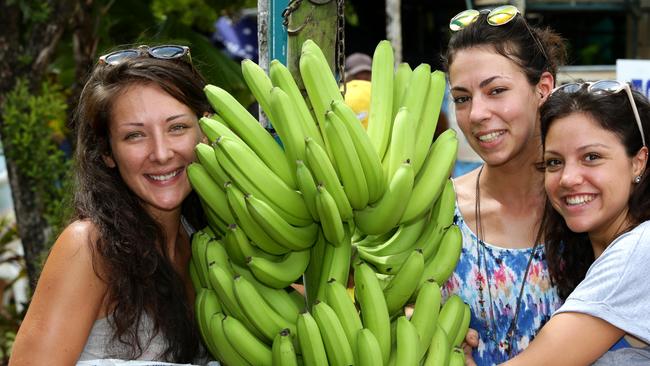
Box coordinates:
[10,45,210,364]
[442,5,567,365]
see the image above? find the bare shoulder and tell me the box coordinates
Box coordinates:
[452,169,479,213]
[47,220,101,267]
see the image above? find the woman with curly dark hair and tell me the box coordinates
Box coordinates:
[502,83,650,365]
[10,45,210,364]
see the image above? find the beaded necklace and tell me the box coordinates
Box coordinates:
[474,164,538,356]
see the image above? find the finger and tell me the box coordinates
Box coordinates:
[465,328,479,347]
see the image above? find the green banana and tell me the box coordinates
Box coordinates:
[317,235,352,301]
[241,58,277,123]
[224,182,291,255]
[311,300,355,366]
[324,110,369,209]
[187,163,235,225]
[247,248,310,289]
[204,84,295,188]
[205,239,234,275]
[245,194,319,251]
[269,86,307,175]
[199,115,243,144]
[392,62,412,121]
[401,63,431,132]
[382,249,425,315]
[191,230,211,289]
[214,135,312,226]
[222,224,247,266]
[360,214,426,255]
[223,223,279,266]
[208,313,253,366]
[304,137,354,220]
[438,294,466,348]
[366,40,395,160]
[449,347,466,366]
[354,261,391,364]
[433,178,457,229]
[315,184,346,244]
[413,71,446,173]
[231,262,303,323]
[233,275,297,343]
[331,99,386,204]
[269,59,325,148]
[195,288,222,359]
[303,230,327,307]
[295,159,320,221]
[299,40,344,158]
[421,224,462,285]
[208,264,263,339]
[410,278,442,361]
[394,315,419,366]
[401,128,458,224]
[296,311,329,366]
[194,142,229,188]
[354,160,415,235]
[325,279,363,356]
[423,325,450,366]
[453,303,471,348]
[385,107,416,185]
[221,315,273,366]
[353,228,398,248]
[203,203,228,237]
[189,258,202,291]
[272,328,298,366]
[356,328,383,366]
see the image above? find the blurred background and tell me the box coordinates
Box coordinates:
[0,0,648,360]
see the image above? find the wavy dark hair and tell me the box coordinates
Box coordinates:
[540,86,650,299]
[73,54,210,361]
[442,9,566,86]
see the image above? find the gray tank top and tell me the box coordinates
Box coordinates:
[78,217,197,362]
[78,315,168,361]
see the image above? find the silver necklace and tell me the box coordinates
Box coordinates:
[474,164,538,356]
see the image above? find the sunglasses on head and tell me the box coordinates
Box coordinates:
[98,45,191,66]
[449,5,549,62]
[551,80,647,147]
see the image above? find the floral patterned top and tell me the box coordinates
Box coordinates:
[442,205,563,366]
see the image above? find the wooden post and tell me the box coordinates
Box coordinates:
[285,0,338,89]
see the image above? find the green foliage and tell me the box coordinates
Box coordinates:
[0,79,72,233]
[0,216,22,363]
[151,0,257,32]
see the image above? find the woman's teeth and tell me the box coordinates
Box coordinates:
[478,131,505,142]
[149,170,180,181]
[565,194,594,206]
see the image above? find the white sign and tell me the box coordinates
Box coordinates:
[616,59,650,98]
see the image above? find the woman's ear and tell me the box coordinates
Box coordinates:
[102,154,116,168]
[632,146,648,179]
[537,71,555,106]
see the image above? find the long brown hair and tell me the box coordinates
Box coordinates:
[73,55,209,361]
[540,87,650,299]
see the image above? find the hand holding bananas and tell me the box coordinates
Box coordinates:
[190,39,468,365]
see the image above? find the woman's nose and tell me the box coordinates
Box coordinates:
[150,135,174,163]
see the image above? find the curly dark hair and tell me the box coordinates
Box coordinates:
[442,10,567,86]
[73,53,210,361]
[540,86,650,299]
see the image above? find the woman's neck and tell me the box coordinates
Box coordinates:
[147,207,184,259]
[589,210,632,258]
[480,159,545,207]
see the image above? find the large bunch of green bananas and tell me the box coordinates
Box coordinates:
[188,39,468,365]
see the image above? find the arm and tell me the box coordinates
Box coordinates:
[500,312,624,366]
[10,221,108,365]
